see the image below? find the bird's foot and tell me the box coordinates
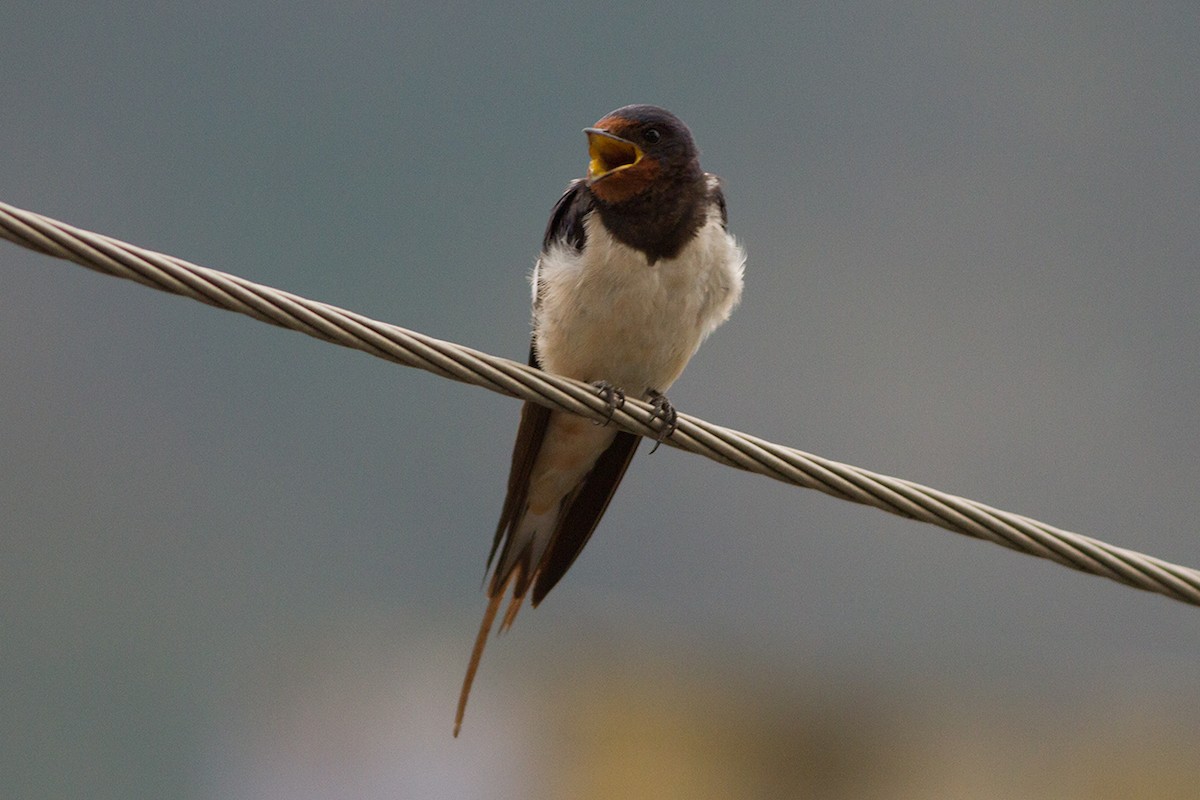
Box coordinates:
[646,389,678,454]
[592,380,627,425]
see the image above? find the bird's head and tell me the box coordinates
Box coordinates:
[584,105,701,205]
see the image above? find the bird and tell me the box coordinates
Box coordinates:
[455,104,745,734]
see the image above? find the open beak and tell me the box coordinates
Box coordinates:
[585,128,644,182]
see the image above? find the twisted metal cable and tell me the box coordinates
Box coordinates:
[3,199,1198,607]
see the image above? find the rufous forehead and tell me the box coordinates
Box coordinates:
[592,115,637,136]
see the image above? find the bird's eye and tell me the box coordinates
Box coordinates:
[643,128,661,144]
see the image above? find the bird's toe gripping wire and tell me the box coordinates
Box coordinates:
[592,380,627,426]
[646,389,678,454]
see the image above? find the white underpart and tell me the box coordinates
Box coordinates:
[533,200,745,395]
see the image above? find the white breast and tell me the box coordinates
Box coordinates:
[532,205,745,396]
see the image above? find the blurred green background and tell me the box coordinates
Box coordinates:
[2,3,1198,798]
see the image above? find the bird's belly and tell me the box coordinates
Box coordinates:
[549,289,698,393]
[535,221,736,396]
[539,270,704,394]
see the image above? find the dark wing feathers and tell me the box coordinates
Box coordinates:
[485,369,551,577]
[542,179,593,253]
[531,431,639,605]
[708,174,729,229]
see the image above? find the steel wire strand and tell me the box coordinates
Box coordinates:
[2,199,1198,607]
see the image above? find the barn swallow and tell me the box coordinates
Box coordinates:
[455,105,745,734]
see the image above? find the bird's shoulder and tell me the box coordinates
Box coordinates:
[541,179,595,254]
[705,173,730,229]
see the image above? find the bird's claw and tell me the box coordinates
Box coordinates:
[592,380,627,425]
[647,390,677,454]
